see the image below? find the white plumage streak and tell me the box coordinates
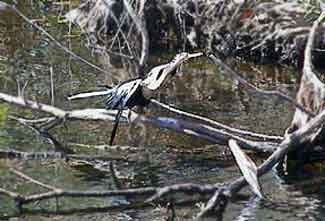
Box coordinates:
[67,90,111,100]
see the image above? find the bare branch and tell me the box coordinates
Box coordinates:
[49,65,55,106]
[0,91,129,122]
[0,187,20,199]
[10,168,59,191]
[123,0,149,68]
[140,114,278,152]
[151,99,282,141]
[285,12,325,141]
[196,188,228,219]
[0,91,278,152]
[146,183,221,203]
[303,12,325,75]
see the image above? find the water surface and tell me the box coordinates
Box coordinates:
[0,2,324,220]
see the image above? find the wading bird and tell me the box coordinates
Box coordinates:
[68,52,203,145]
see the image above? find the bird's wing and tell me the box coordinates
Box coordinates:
[105,79,142,109]
[67,89,113,100]
[122,79,142,106]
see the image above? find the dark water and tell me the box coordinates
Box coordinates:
[0,2,325,221]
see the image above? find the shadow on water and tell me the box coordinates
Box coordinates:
[1,1,325,221]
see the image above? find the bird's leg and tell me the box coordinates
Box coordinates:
[109,108,123,146]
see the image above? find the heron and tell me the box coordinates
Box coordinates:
[68,52,203,145]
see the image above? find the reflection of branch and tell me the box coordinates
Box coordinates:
[208,53,314,117]
[2,100,325,218]
[0,149,127,161]
[10,168,58,191]
[1,2,110,75]
[9,116,72,153]
[11,197,204,218]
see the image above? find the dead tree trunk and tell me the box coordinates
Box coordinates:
[283,13,325,172]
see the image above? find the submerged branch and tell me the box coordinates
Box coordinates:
[0,169,221,208]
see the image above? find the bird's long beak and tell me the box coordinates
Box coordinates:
[187,52,204,59]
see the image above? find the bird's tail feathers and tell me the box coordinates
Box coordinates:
[67,89,113,100]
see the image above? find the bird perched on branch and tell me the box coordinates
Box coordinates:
[68,52,203,145]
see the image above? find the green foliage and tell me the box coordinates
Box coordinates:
[0,103,8,127]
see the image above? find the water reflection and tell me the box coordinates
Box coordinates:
[1,1,325,221]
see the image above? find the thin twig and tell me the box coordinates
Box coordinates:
[0,187,21,198]
[196,188,228,219]
[10,168,59,191]
[9,115,72,153]
[4,3,111,75]
[123,0,149,68]
[50,65,55,106]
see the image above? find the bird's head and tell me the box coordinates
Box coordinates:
[170,52,204,67]
[162,52,204,78]
[141,52,203,90]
